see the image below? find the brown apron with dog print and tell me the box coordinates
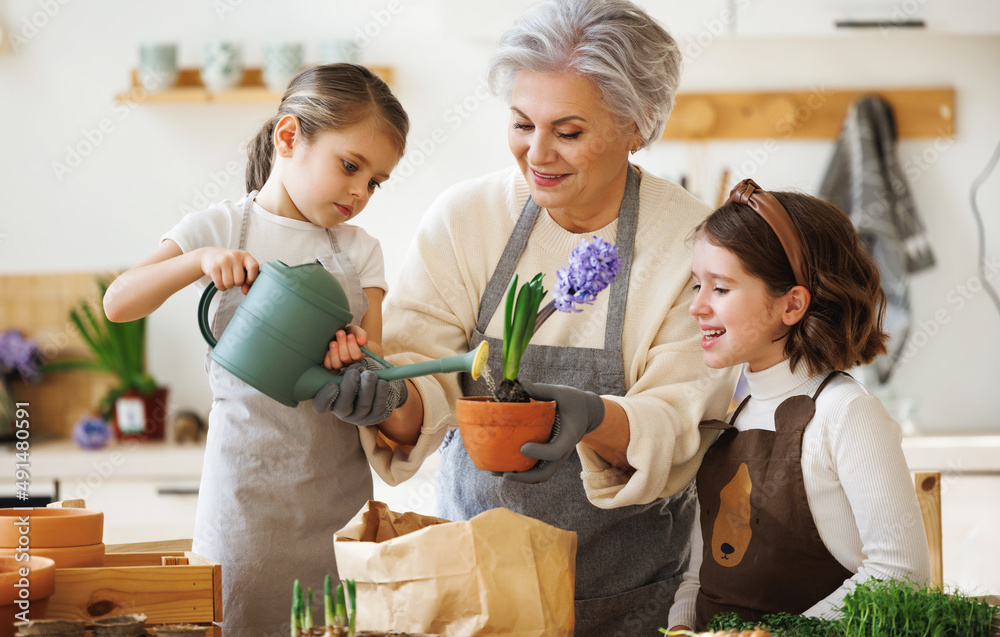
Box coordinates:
[694,371,853,629]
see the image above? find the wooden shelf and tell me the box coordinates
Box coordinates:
[662,87,955,140]
[115,65,394,103]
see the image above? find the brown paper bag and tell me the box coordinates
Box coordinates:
[334,500,576,637]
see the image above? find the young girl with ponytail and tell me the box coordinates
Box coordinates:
[103,64,409,635]
[667,179,930,631]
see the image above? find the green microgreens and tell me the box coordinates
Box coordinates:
[683,579,999,637]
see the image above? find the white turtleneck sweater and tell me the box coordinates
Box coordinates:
[668,359,931,627]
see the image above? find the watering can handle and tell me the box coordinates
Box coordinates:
[198,285,219,348]
[198,279,392,364]
[198,282,393,365]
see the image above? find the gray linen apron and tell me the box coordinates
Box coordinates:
[438,166,697,637]
[192,193,374,637]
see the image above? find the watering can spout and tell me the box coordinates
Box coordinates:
[291,341,490,404]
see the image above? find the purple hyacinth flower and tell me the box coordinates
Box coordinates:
[0,330,42,382]
[551,236,623,313]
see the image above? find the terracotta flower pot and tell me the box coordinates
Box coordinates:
[0,555,56,637]
[455,397,555,472]
[0,543,105,569]
[0,508,104,548]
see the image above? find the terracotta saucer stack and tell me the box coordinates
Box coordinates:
[0,508,105,569]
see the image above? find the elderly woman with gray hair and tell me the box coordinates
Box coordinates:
[326,0,739,632]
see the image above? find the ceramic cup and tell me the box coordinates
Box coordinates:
[201,41,243,92]
[262,42,304,92]
[319,39,360,65]
[138,43,178,92]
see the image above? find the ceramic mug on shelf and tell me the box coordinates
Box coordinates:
[201,41,243,92]
[138,43,178,92]
[319,39,360,65]
[262,42,304,92]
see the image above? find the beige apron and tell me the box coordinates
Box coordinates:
[192,193,373,636]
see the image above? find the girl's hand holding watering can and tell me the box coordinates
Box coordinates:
[323,326,371,371]
[316,327,406,426]
[199,248,259,295]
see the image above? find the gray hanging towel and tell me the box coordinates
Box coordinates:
[819,95,935,384]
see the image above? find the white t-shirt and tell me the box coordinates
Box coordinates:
[162,196,387,325]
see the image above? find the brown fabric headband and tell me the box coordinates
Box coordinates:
[727,178,809,288]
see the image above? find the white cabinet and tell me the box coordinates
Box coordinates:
[80,480,201,545]
[439,0,544,43]
[2,439,206,545]
[903,436,1000,595]
[934,475,1000,595]
[440,0,733,42]
[438,0,1000,39]
[920,0,1000,35]
[639,0,735,38]
[735,0,1000,36]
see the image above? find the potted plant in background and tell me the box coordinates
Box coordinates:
[47,278,168,441]
[0,329,43,442]
[457,237,622,472]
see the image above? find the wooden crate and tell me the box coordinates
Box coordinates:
[47,550,221,636]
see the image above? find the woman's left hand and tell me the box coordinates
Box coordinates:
[502,380,605,484]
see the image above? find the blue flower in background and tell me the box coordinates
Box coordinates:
[551,236,623,313]
[73,415,113,450]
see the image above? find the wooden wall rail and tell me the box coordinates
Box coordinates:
[662,87,955,140]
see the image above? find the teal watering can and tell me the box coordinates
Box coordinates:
[198,260,488,407]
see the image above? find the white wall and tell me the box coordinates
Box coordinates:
[1,0,997,434]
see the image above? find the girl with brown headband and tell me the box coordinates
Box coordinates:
[667,179,931,629]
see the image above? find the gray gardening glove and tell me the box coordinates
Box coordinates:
[312,358,408,426]
[502,380,605,484]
